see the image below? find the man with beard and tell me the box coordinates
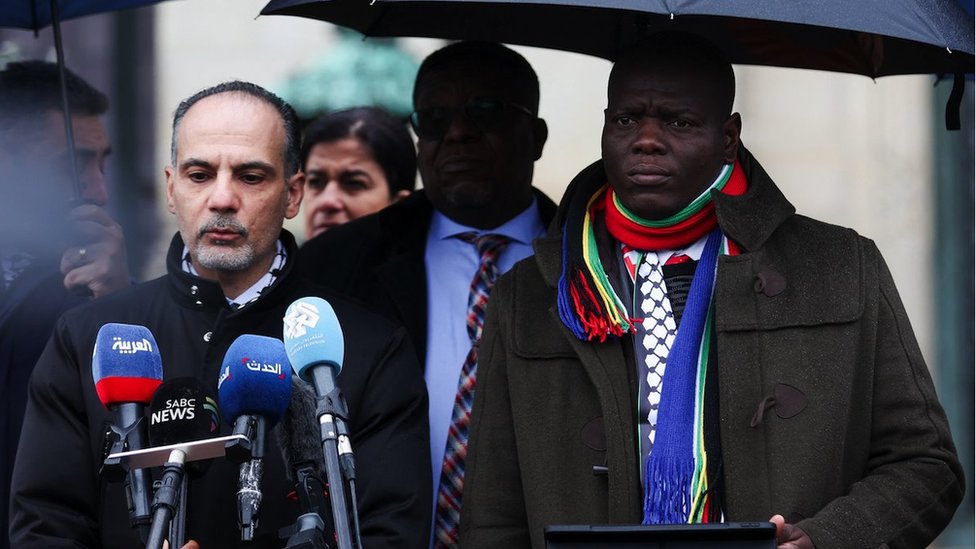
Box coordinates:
[298,41,557,548]
[10,81,431,548]
[0,61,129,549]
[459,32,963,549]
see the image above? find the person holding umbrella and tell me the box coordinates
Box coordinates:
[459,31,963,549]
[0,60,131,549]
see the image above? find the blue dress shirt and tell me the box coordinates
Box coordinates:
[423,197,546,532]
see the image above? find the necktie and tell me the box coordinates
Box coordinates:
[635,251,677,450]
[433,233,510,548]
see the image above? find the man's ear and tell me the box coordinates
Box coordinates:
[284,172,305,220]
[392,189,412,203]
[723,113,742,164]
[164,166,176,214]
[531,118,549,161]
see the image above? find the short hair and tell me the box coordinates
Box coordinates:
[301,107,416,195]
[413,41,541,114]
[613,31,736,117]
[170,81,301,178]
[0,61,108,146]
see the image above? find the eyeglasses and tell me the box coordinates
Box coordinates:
[408,99,535,141]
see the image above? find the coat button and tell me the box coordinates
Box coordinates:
[754,265,786,297]
[203,331,212,342]
[190,285,199,295]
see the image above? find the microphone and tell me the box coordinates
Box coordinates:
[274,377,331,548]
[218,334,293,541]
[92,323,163,543]
[275,377,325,484]
[145,377,219,549]
[283,297,356,549]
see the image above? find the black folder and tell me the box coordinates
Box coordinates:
[545,522,777,548]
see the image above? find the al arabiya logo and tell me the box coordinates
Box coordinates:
[110,336,154,355]
[284,301,320,339]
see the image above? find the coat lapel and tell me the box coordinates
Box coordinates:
[375,247,428,362]
[536,233,643,522]
[373,193,433,364]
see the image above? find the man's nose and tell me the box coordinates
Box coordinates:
[207,173,240,212]
[631,120,666,155]
[80,164,108,206]
[442,108,480,143]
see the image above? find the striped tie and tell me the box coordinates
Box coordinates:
[434,233,510,548]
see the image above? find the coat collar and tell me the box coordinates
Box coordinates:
[165,229,301,314]
[535,146,795,287]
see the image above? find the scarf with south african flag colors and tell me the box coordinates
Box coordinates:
[556,159,746,524]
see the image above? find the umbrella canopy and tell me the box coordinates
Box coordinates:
[0,0,168,30]
[261,0,974,78]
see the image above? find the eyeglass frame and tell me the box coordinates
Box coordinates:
[407,98,537,141]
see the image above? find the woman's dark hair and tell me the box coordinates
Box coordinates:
[301,107,417,196]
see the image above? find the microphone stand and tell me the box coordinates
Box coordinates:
[284,465,331,549]
[315,390,354,549]
[100,406,153,542]
[145,449,187,549]
[170,474,188,549]
[334,418,362,549]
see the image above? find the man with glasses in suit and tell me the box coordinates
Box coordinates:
[298,41,557,548]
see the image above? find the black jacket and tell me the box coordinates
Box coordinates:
[1,259,88,549]
[297,189,558,365]
[10,231,431,549]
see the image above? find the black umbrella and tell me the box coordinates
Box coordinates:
[0,0,168,197]
[261,0,975,127]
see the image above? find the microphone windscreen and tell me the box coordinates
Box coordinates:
[273,377,324,482]
[217,334,292,427]
[148,377,219,447]
[92,323,163,407]
[282,297,344,382]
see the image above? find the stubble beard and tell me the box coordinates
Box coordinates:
[190,215,254,272]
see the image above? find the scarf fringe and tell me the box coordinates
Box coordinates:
[558,265,625,342]
[643,454,696,524]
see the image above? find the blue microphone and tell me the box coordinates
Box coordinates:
[283,297,356,549]
[282,297,351,465]
[92,323,163,542]
[218,334,293,541]
[282,297,344,384]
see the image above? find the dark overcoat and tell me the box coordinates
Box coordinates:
[459,149,964,549]
[1,260,88,549]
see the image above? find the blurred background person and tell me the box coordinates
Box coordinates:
[0,60,130,549]
[300,106,415,240]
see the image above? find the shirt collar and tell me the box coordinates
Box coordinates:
[430,195,544,245]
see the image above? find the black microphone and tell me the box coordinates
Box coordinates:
[92,323,163,543]
[218,334,293,541]
[145,377,219,549]
[275,377,331,548]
